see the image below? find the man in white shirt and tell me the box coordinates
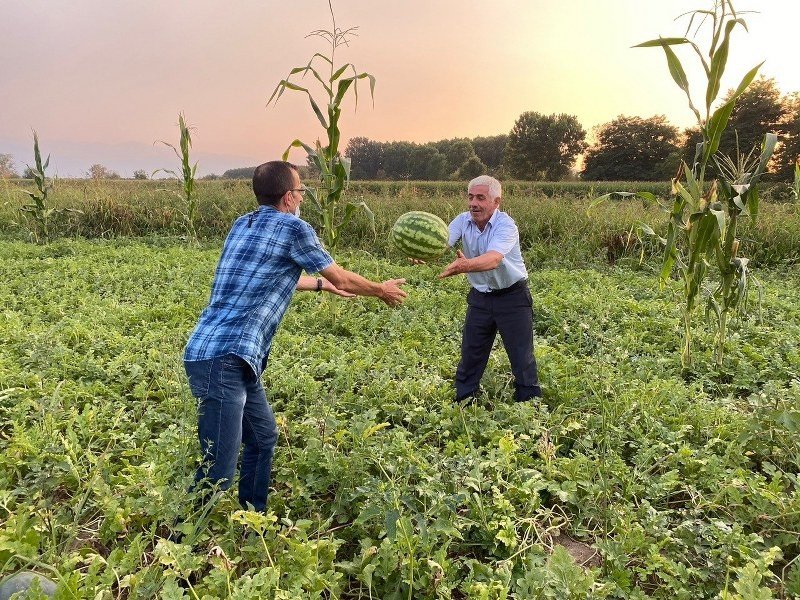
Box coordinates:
[438,175,541,402]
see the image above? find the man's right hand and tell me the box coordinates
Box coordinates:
[380,279,408,307]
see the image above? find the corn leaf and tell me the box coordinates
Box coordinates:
[705,19,744,110]
[634,37,691,47]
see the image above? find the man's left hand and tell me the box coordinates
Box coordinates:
[438,250,469,279]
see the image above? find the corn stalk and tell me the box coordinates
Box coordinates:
[154,113,199,242]
[790,157,800,202]
[592,1,777,369]
[19,131,55,244]
[268,0,375,249]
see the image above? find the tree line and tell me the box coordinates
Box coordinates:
[343,77,798,182]
[2,78,797,183]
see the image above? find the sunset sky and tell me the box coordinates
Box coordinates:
[2,1,799,177]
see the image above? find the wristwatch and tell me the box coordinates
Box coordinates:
[316,278,323,292]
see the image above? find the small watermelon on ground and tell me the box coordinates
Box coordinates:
[391,211,449,260]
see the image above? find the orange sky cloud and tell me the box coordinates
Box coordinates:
[2,0,798,176]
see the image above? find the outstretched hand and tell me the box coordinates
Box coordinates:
[438,250,469,279]
[380,278,408,307]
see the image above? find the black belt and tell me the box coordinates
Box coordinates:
[479,279,528,296]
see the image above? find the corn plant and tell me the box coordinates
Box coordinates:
[155,113,198,242]
[268,0,375,249]
[19,131,55,244]
[593,0,776,369]
[790,157,800,202]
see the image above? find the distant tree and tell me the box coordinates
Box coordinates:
[718,77,788,168]
[680,126,705,170]
[222,167,257,179]
[504,112,586,180]
[582,115,680,181]
[381,142,415,179]
[22,166,36,179]
[133,169,148,180]
[87,164,121,179]
[435,138,475,176]
[455,155,488,180]
[0,154,18,178]
[408,145,448,180]
[345,137,384,179]
[201,173,220,180]
[775,92,800,181]
[472,135,508,170]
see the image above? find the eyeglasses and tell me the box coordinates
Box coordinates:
[289,186,308,194]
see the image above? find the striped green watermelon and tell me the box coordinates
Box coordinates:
[391,211,449,260]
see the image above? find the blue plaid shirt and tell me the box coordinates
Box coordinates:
[184,206,333,375]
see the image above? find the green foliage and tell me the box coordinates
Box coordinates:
[345,135,508,180]
[791,157,800,202]
[719,76,788,166]
[222,166,257,179]
[269,0,375,249]
[504,112,587,180]
[3,178,800,266]
[779,94,800,182]
[0,153,18,179]
[132,169,148,180]
[87,164,121,180]
[582,115,681,181]
[2,239,800,596]
[18,131,58,244]
[597,1,778,369]
[155,113,199,242]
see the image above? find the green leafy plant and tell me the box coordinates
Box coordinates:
[18,131,56,244]
[593,0,776,369]
[155,113,199,242]
[790,157,800,202]
[269,0,375,249]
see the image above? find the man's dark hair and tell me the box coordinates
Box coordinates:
[252,161,298,206]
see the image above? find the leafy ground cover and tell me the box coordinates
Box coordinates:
[1,238,799,598]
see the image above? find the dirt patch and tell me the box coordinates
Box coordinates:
[552,534,600,568]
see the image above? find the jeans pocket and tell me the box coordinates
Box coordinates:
[185,359,213,398]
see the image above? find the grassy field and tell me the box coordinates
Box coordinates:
[1,232,800,598]
[3,178,800,266]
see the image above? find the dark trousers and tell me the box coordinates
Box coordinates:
[455,282,541,401]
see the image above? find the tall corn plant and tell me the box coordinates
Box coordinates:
[594,0,776,369]
[790,157,800,202]
[268,0,375,249]
[155,113,199,242]
[19,131,55,244]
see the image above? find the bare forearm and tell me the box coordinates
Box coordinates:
[296,275,320,291]
[462,251,504,273]
[439,250,503,279]
[322,268,384,297]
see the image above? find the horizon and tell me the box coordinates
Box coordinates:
[2,0,798,178]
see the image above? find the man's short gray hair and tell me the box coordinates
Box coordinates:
[468,175,502,200]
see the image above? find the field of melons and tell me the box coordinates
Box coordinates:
[1,180,800,598]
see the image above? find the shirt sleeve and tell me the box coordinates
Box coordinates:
[448,213,464,247]
[290,221,334,273]
[487,217,519,256]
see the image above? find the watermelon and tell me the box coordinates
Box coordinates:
[391,211,449,260]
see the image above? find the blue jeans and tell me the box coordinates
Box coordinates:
[184,354,278,512]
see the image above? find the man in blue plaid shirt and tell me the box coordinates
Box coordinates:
[184,160,406,513]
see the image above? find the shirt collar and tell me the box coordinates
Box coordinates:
[469,208,500,229]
